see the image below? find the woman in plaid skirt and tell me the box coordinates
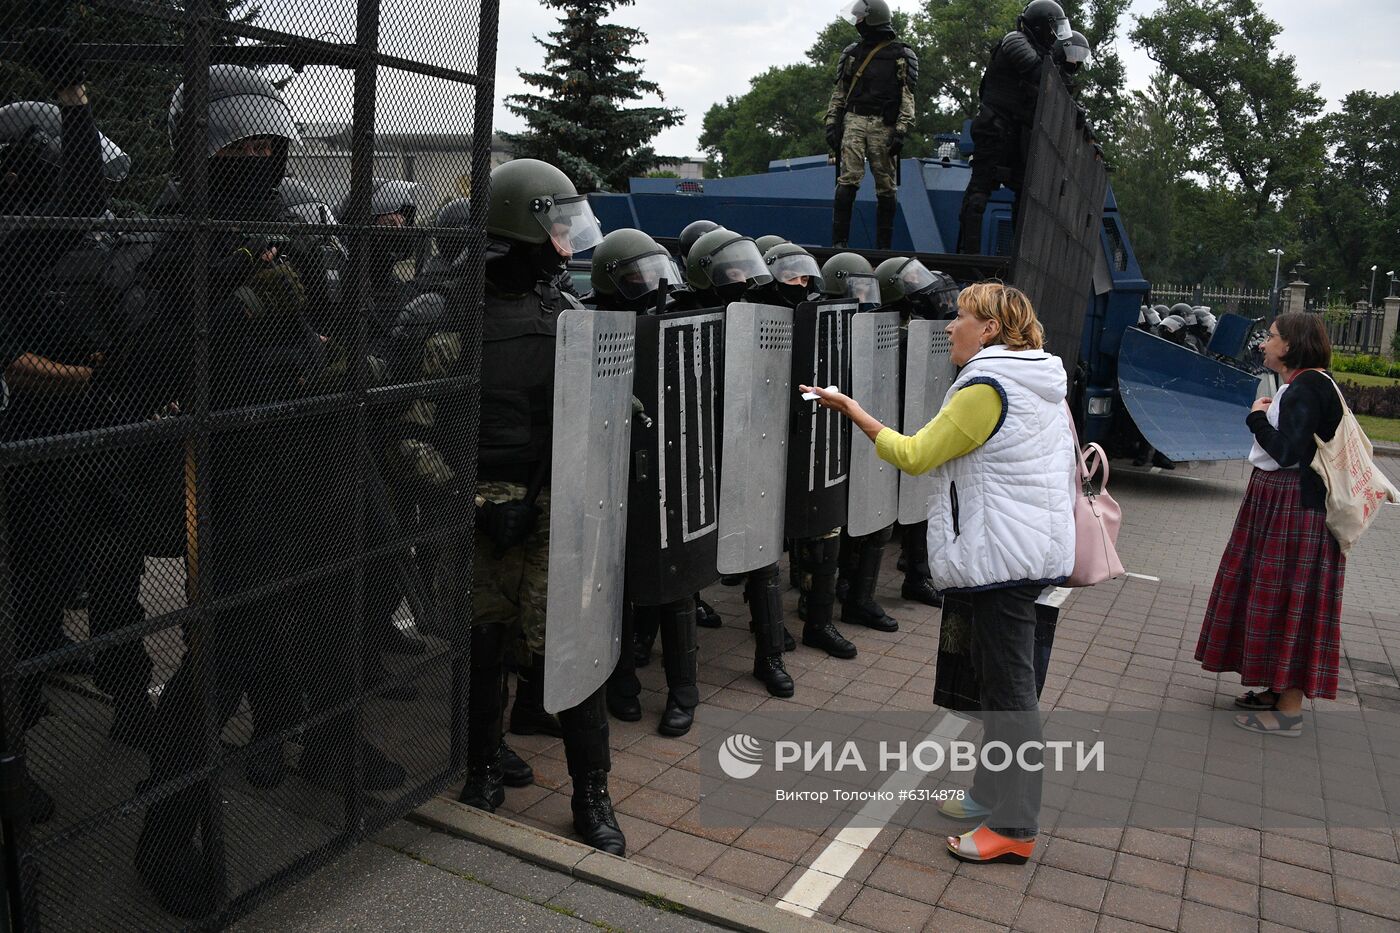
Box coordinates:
[1196,312,1343,736]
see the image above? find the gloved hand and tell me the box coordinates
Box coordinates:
[825,122,843,153]
[477,498,540,557]
[21,28,84,89]
[889,131,905,159]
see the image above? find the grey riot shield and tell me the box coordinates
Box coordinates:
[626,306,725,606]
[785,300,854,539]
[545,309,636,714]
[898,321,954,525]
[717,302,793,575]
[847,310,902,537]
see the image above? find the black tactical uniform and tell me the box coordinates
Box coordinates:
[957,1,1070,254]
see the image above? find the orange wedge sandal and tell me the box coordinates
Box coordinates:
[946,825,1036,864]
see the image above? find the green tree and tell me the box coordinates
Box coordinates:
[907,0,1020,126]
[1060,0,1132,155]
[1131,0,1324,219]
[504,0,682,193]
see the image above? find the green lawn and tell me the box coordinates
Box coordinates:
[1356,414,1400,445]
[1336,371,1400,388]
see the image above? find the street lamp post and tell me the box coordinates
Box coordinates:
[1389,271,1397,299]
[1369,264,1378,308]
[1267,247,1284,313]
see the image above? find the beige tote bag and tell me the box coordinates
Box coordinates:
[1310,376,1399,553]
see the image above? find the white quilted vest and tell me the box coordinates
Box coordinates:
[925,346,1077,591]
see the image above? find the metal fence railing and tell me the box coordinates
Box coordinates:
[0,1,496,928]
[1151,284,1275,318]
[1323,308,1387,354]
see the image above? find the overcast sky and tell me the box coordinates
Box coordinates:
[492,0,1400,159]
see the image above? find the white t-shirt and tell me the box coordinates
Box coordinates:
[1248,380,1290,471]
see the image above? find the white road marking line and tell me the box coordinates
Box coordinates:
[1125,572,1160,582]
[1037,586,1072,608]
[775,712,969,916]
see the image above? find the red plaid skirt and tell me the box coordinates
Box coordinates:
[1195,468,1344,698]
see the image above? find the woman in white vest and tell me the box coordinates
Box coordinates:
[802,281,1076,865]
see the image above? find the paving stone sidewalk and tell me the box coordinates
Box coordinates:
[481,459,1400,933]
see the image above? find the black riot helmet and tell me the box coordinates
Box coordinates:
[1019,0,1072,52]
[1057,30,1092,74]
[0,100,130,214]
[840,0,893,28]
[168,64,300,216]
[820,252,879,306]
[678,219,720,261]
[763,242,825,307]
[592,228,685,312]
[686,228,771,302]
[337,177,422,227]
[874,257,958,319]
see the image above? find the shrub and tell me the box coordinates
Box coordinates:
[1336,381,1400,419]
[1333,353,1400,379]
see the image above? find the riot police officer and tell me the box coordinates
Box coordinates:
[754,234,789,256]
[589,229,713,730]
[0,30,130,823]
[957,0,1072,254]
[817,253,899,634]
[455,158,624,855]
[874,257,958,609]
[825,0,918,249]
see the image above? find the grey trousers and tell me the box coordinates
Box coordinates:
[967,583,1043,837]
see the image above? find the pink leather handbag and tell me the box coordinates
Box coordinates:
[1065,407,1124,587]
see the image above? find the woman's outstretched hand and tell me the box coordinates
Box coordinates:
[799,384,859,417]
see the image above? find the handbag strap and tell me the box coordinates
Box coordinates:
[1062,401,1110,490]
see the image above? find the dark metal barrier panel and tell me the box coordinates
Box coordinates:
[1009,65,1109,382]
[0,0,496,928]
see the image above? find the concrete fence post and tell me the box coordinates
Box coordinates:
[1382,295,1399,358]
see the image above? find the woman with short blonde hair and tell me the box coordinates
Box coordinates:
[803,281,1077,865]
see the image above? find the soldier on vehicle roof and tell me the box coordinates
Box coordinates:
[825,0,917,250]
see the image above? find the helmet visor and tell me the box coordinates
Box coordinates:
[205,93,301,157]
[1053,16,1073,41]
[839,1,871,24]
[894,259,938,295]
[845,273,880,304]
[768,252,823,290]
[1062,42,1091,64]
[609,251,681,301]
[533,194,604,257]
[709,239,771,288]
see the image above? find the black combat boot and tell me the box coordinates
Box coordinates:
[899,521,941,607]
[460,625,506,809]
[694,593,721,628]
[658,598,699,736]
[500,741,534,787]
[135,789,218,920]
[606,604,643,722]
[842,527,898,632]
[832,184,858,247]
[747,565,794,698]
[510,652,563,737]
[876,194,897,250]
[800,536,857,659]
[559,689,626,855]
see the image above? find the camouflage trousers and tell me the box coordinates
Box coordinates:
[472,480,551,664]
[838,113,898,197]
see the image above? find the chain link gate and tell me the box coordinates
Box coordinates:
[0,0,497,927]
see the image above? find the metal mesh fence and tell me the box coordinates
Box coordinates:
[0,0,496,928]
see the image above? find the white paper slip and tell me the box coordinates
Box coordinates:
[801,384,840,401]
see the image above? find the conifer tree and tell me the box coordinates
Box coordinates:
[504,0,682,193]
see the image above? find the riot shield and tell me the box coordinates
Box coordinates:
[717,302,794,575]
[898,321,955,526]
[545,309,637,714]
[626,306,725,606]
[785,300,854,539]
[847,310,903,537]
